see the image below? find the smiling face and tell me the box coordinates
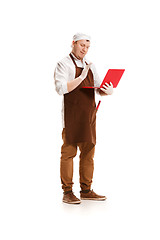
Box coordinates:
[71,39,90,60]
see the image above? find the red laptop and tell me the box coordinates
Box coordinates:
[83,69,125,88]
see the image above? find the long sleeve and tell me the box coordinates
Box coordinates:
[54,61,69,95]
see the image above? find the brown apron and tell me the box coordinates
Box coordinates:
[64,53,97,145]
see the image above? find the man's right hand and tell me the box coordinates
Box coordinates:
[67,63,92,93]
[79,63,92,80]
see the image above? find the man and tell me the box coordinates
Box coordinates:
[54,33,113,204]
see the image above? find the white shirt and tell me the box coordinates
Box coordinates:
[54,52,101,128]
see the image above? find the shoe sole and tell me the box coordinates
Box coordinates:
[63,200,81,204]
[81,197,106,201]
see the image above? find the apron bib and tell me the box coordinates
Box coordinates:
[64,53,97,145]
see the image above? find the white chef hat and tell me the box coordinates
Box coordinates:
[73,32,91,42]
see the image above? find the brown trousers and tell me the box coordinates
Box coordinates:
[60,128,95,193]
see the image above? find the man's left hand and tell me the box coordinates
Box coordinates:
[101,82,113,95]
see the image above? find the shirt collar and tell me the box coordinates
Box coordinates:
[70,52,86,65]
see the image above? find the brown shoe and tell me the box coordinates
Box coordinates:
[80,189,107,201]
[63,191,81,204]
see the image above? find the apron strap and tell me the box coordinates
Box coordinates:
[69,53,77,67]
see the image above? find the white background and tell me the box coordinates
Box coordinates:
[0,0,160,239]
